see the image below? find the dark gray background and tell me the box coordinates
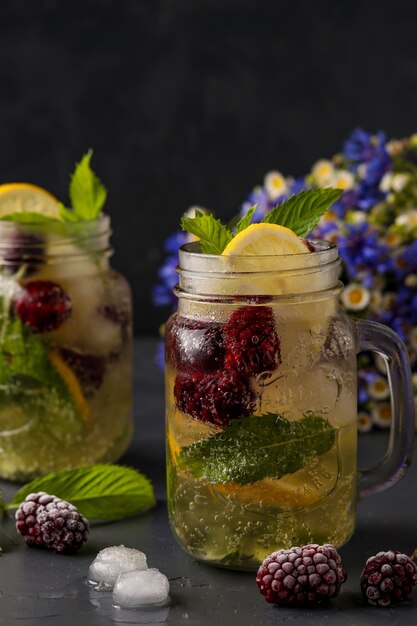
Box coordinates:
[1,0,417,334]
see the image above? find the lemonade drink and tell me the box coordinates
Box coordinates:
[0,161,133,480]
[165,232,358,571]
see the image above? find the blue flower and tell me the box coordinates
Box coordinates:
[289,177,309,194]
[241,187,274,222]
[154,339,165,370]
[164,231,188,254]
[152,254,179,308]
[343,128,392,192]
[331,190,360,218]
[356,181,386,211]
[337,222,391,287]
[343,129,387,164]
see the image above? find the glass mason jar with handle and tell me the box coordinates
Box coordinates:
[0,215,133,480]
[165,240,414,571]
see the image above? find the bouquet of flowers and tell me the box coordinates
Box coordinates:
[153,129,417,432]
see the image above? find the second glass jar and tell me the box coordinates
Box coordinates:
[0,216,133,480]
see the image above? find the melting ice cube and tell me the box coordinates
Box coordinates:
[89,545,148,589]
[112,568,170,608]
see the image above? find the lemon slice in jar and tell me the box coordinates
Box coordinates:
[212,477,318,508]
[0,183,61,219]
[222,223,309,256]
[48,349,92,424]
[220,223,309,297]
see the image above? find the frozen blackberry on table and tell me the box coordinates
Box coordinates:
[15,492,89,553]
[360,550,417,607]
[256,544,347,606]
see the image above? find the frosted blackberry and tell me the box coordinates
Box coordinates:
[15,492,89,553]
[224,306,281,376]
[165,315,225,373]
[14,280,72,332]
[174,369,255,427]
[360,550,417,607]
[256,544,347,606]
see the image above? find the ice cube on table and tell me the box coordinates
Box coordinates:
[113,568,170,608]
[89,545,148,589]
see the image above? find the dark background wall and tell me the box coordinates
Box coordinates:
[1,0,417,335]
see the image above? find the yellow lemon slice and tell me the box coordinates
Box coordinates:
[213,476,320,509]
[222,223,309,256]
[48,349,92,424]
[167,428,181,464]
[0,183,61,219]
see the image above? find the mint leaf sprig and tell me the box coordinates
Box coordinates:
[60,149,107,222]
[262,188,343,237]
[181,210,233,254]
[178,412,336,485]
[7,464,156,521]
[181,188,343,254]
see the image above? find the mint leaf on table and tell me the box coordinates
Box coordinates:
[178,413,335,484]
[234,205,256,234]
[60,149,107,222]
[181,210,233,254]
[11,464,156,521]
[262,188,343,236]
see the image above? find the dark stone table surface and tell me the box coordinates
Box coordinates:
[0,338,416,625]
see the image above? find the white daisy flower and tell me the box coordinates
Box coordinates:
[348,211,367,224]
[264,171,288,200]
[386,139,406,156]
[357,412,373,433]
[379,172,393,193]
[405,274,417,288]
[185,206,206,242]
[409,327,417,351]
[341,284,371,311]
[186,205,204,219]
[334,170,354,191]
[382,292,397,310]
[369,289,382,312]
[312,160,335,187]
[391,173,410,193]
[368,376,390,400]
[374,354,388,375]
[385,231,402,248]
[371,402,392,428]
[357,163,368,180]
[395,209,417,231]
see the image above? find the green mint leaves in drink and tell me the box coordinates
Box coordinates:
[181,210,233,254]
[0,150,107,224]
[60,149,107,222]
[11,464,156,521]
[262,188,342,236]
[0,312,87,438]
[178,412,336,484]
[181,188,343,253]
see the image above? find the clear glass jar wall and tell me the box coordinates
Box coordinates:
[0,216,133,480]
[165,242,358,570]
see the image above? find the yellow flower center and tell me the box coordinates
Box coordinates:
[348,288,363,304]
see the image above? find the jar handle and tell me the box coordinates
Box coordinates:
[355,319,414,499]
